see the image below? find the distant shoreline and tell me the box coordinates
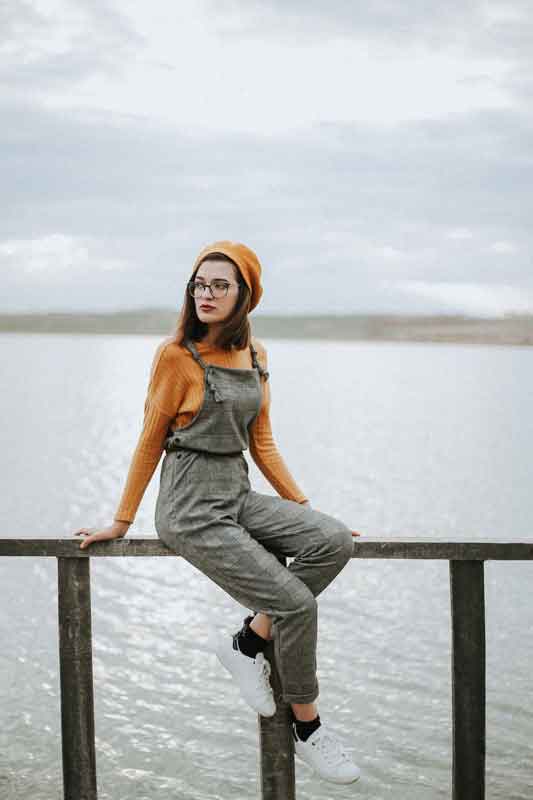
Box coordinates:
[1,310,533,346]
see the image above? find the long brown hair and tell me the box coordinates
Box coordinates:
[172,253,253,350]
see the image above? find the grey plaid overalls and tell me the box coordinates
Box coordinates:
[154,338,354,704]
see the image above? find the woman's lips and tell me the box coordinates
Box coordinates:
[200,304,216,311]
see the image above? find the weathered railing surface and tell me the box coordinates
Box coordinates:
[1,536,532,800]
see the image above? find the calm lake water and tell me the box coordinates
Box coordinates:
[0,332,532,800]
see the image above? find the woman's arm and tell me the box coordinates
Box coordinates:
[248,341,309,505]
[113,399,173,524]
[113,340,180,524]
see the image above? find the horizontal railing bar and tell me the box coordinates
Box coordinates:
[1,536,533,559]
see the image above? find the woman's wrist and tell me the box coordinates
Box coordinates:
[113,520,131,534]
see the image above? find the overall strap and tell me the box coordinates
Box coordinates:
[184,339,224,402]
[185,338,208,369]
[250,344,270,381]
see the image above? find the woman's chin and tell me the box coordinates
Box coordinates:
[198,312,222,324]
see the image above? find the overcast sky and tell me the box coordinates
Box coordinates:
[2,0,532,316]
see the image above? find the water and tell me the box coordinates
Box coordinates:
[0,333,532,799]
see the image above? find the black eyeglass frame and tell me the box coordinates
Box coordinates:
[187,279,241,299]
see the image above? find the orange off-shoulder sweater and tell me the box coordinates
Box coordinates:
[114,336,309,523]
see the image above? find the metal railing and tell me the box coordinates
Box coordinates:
[2,535,532,799]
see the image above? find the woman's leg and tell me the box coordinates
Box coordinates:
[249,611,272,639]
[241,492,354,718]
[168,512,321,704]
[250,612,319,720]
[238,490,354,599]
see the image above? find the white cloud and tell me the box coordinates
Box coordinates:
[375,246,405,261]
[447,227,474,240]
[387,279,533,317]
[0,234,128,276]
[489,240,518,254]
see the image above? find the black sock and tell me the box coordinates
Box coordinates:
[233,615,268,659]
[291,711,321,742]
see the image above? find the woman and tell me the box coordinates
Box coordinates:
[74,240,361,785]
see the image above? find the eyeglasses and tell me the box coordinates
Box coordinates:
[188,279,239,299]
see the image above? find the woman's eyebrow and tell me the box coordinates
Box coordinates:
[195,277,230,282]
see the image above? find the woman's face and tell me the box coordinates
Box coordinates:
[193,258,241,327]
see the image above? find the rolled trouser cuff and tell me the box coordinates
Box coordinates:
[282,684,320,704]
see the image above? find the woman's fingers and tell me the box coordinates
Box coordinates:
[79,530,97,549]
[74,527,102,549]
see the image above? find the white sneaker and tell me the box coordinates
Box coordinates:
[214,633,276,718]
[293,723,361,784]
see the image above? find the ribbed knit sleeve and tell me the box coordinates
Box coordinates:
[248,343,308,505]
[113,400,173,524]
[146,340,180,417]
[113,341,178,524]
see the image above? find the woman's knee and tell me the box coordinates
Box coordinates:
[326,518,354,567]
[300,510,354,567]
[300,586,318,617]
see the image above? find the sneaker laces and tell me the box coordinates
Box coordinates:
[253,653,272,694]
[311,730,353,766]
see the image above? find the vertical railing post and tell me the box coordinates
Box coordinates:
[449,559,486,800]
[258,554,295,799]
[258,642,296,799]
[57,556,98,800]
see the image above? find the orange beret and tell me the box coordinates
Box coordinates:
[191,240,264,311]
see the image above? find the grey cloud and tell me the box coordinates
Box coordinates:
[1,97,532,302]
[0,0,45,40]
[207,0,533,102]
[206,0,486,46]
[2,0,532,313]
[1,0,144,92]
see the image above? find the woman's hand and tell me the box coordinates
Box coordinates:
[73,521,130,550]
